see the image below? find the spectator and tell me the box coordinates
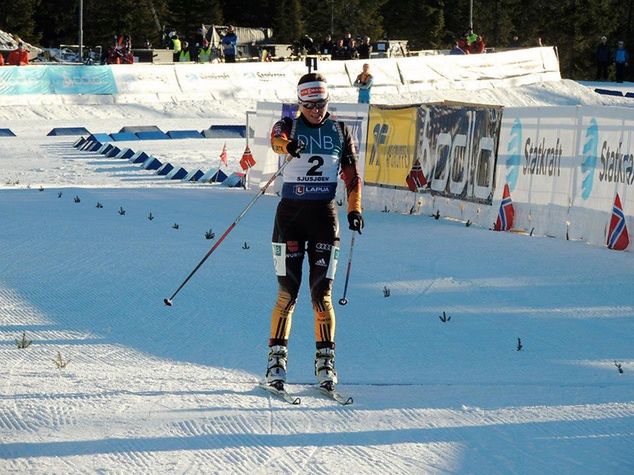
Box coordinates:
[121,47,134,64]
[353,63,373,104]
[8,42,29,66]
[465,28,478,46]
[343,31,353,49]
[471,36,486,54]
[450,41,467,55]
[357,36,372,59]
[509,35,521,48]
[0,52,4,66]
[596,36,611,81]
[535,36,543,47]
[179,41,191,62]
[457,37,470,54]
[300,34,317,54]
[319,34,335,55]
[189,40,199,63]
[222,25,238,63]
[199,39,213,63]
[143,38,153,49]
[171,34,182,62]
[614,40,629,83]
[332,39,346,60]
[344,38,358,60]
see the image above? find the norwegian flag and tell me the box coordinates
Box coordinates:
[219,142,228,166]
[239,145,256,171]
[405,158,427,192]
[494,184,514,231]
[607,193,630,250]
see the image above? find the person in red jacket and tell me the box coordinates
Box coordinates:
[0,53,4,66]
[7,43,29,66]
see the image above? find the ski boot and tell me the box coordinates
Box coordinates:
[265,345,288,391]
[315,347,338,391]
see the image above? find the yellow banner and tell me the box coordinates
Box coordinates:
[364,106,418,187]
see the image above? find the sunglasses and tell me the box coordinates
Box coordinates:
[299,100,329,110]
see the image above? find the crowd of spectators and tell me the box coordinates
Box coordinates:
[293,32,374,60]
[596,36,630,83]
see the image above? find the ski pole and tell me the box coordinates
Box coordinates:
[338,233,356,306]
[164,156,291,306]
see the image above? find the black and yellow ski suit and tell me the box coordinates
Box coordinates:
[269,112,362,350]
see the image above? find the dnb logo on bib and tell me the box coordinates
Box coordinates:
[505,118,522,191]
[294,185,305,195]
[581,118,599,200]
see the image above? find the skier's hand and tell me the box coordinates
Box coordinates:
[286,139,306,158]
[347,211,364,234]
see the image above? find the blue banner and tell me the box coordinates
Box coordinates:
[0,67,52,94]
[0,65,117,95]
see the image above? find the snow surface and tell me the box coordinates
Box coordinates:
[0,77,633,474]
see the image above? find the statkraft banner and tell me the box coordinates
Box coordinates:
[364,105,418,187]
[417,103,503,204]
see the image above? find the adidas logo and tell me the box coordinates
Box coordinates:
[315,258,328,267]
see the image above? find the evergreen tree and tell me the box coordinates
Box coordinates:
[0,0,41,44]
[34,0,78,47]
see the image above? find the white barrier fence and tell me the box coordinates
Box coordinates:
[251,101,633,250]
[499,105,633,246]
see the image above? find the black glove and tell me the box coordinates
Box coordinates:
[286,139,306,158]
[347,211,364,234]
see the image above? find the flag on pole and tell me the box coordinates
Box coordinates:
[239,145,256,170]
[607,193,630,250]
[405,158,427,192]
[219,142,228,166]
[494,184,514,231]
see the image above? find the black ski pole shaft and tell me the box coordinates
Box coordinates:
[164,157,291,306]
[338,233,356,305]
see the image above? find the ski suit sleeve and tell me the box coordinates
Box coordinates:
[338,121,362,214]
[270,117,294,155]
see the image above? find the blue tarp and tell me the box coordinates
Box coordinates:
[168,167,189,179]
[142,157,162,170]
[167,130,203,139]
[185,169,204,181]
[120,125,162,134]
[88,133,113,143]
[48,127,90,136]
[130,151,149,163]
[594,88,623,97]
[106,147,122,157]
[223,172,246,187]
[101,144,114,155]
[157,163,174,176]
[117,148,135,159]
[73,137,86,147]
[110,132,139,141]
[0,128,16,137]
[202,125,246,139]
[136,130,169,140]
[88,141,102,152]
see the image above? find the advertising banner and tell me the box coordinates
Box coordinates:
[0,66,52,94]
[364,105,418,187]
[417,103,503,204]
[48,66,117,94]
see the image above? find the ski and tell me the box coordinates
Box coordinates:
[259,383,301,405]
[316,385,354,405]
